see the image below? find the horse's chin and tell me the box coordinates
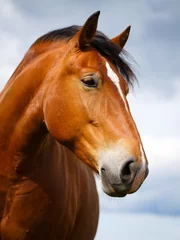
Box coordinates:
[101,180,129,198]
[105,190,127,198]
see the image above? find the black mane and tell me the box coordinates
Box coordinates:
[33,25,136,85]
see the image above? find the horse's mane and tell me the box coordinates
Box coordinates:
[32,26,136,85]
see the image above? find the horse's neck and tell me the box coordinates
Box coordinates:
[0,72,43,152]
[0,45,60,176]
[0,41,65,150]
[0,82,44,182]
[5,41,66,89]
[0,40,69,182]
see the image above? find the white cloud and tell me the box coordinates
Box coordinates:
[128,79,180,137]
[0,34,22,90]
[95,212,180,240]
[143,135,180,175]
[0,0,22,22]
[0,0,16,18]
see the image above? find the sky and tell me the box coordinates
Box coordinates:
[0,0,179,239]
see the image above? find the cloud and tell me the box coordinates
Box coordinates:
[95,212,180,240]
[148,0,179,18]
[0,33,22,89]
[128,78,180,137]
[135,0,180,96]
[0,0,19,19]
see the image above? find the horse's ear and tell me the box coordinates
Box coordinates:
[77,11,100,48]
[111,26,131,49]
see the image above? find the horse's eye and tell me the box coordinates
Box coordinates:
[81,77,98,88]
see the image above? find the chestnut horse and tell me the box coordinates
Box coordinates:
[0,11,148,239]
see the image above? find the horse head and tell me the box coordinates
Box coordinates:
[43,11,148,197]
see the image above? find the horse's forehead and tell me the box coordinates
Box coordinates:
[74,50,105,68]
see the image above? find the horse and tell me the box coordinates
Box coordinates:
[0,11,148,239]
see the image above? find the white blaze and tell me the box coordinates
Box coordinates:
[106,61,129,112]
[106,61,147,167]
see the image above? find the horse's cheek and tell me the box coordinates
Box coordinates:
[43,97,78,143]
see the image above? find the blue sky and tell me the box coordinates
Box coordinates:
[0,0,179,239]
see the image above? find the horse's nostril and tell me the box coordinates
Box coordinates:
[101,167,106,172]
[145,167,149,178]
[120,160,136,184]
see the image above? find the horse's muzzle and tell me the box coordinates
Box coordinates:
[100,159,148,197]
